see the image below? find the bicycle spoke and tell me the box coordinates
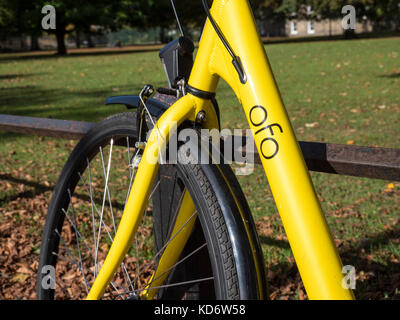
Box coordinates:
[77,171,114,241]
[54,229,94,297]
[85,158,98,277]
[99,144,117,236]
[111,276,215,298]
[59,202,130,299]
[141,242,207,293]
[95,140,113,276]
[75,145,139,296]
[52,247,122,297]
[67,189,90,294]
[61,208,94,261]
[135,209,198,281]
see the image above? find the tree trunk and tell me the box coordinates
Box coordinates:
[55,30,67,55]
[76,30,81,49]
[30,35,40,51]
[86,33,94,48]
[159,27,166,43]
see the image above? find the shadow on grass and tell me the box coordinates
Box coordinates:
[0,82,166,121]
[0,73,47,80]
[0,86,108,121]
[0,174,53,205]
[379,72,400,79]
[0,173,125,211]
[258,235,291,249]
[340,228,400,299]
[259,224,399,299]
[0,46,162,64]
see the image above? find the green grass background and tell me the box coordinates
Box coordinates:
[0,37,399,299]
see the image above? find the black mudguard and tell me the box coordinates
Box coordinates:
[106,93,221,127]
[105,95,169,118]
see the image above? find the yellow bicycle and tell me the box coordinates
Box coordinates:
[37,0,355,300]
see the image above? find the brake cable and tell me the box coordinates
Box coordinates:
[201,0,247,84]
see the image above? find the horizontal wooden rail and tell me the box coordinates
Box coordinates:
[0,114,95,140]
[1,114,399,181]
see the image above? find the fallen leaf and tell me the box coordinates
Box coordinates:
[305,122,319,128]
[16,264,33,275]
[12,273,29,283]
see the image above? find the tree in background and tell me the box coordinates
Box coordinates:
[0,1,42,50]
[362,0,400,31]
[0,0,207,53]
[0,0,137,54]
[44,0,130,54]
[123,0,206,42]
[0,0,13,33]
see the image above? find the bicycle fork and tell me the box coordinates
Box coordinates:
[86,94,217,300]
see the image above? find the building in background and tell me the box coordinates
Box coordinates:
[284,18,372,37]
[258,5,374,38]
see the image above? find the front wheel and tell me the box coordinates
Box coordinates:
[37,112,260,300]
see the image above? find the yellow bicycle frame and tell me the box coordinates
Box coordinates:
[87,0,355,300]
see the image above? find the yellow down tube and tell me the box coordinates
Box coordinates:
[189,0,354,299]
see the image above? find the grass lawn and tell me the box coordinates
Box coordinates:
[0,37,399,299]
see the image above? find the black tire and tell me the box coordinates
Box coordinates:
[36,111,259,300]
